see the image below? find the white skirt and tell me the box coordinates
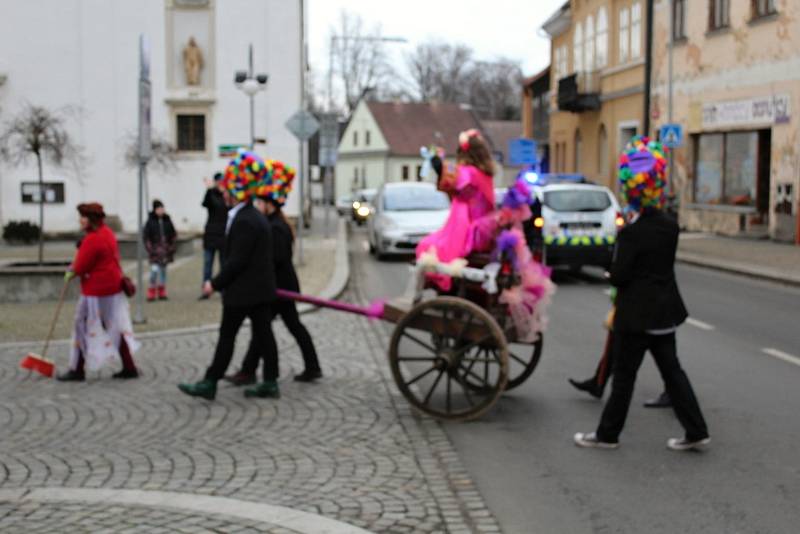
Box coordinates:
[69,292,140,372]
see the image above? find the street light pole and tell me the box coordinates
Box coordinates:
[235,45,268,150]
[668,0,675,202]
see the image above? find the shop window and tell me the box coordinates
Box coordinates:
[596,8,608,68]
[709,0,730,31]
[619,7,630,63]
[752,0,776,19]
[630,3,642,59]
[176,114,206,151]
[402,165,409,181]
[673,0,687,40]
[693,131,763,207]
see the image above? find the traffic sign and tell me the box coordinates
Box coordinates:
[659,123,683,148]
[318,113,339,166]
[286,110,319,142]
[509,138,538,166]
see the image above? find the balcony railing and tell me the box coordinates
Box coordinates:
[557,71,600,113]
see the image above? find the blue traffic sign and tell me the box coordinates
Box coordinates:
[508,138,538,166]
[659,123,683,148]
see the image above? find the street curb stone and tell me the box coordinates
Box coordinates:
[676,252,800,287]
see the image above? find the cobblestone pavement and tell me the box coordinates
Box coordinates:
[0,290,501,532]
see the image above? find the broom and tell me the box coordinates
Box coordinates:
[19,277,71,378]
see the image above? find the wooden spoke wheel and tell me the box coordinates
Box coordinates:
[504,334,544,390]
[388,297,508,422]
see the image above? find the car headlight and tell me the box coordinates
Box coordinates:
[352,201,361,210]
[357,206,370,217]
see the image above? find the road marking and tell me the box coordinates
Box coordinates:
[762,348,800,368]
[686,318,715,331]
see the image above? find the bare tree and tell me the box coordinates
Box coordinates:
[0,104,85,264]
[466,58,524,120]
[330,11,394,114]
[123,131,177,172]
[405,41,473,103]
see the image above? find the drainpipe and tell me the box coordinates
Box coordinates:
[643,0,655,136]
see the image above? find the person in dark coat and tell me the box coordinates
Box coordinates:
[178,151,281,400]
[143,199,177,301]
[574,136,709,452]
[200,173,229,299]
[227,164,322,386]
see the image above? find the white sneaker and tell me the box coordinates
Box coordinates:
[574,432,619,449]
[667,437,711,451]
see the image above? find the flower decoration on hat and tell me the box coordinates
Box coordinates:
[458,128,481,151]
[254,158,296,207]
[617,135,668,213]
[223,149,267,202]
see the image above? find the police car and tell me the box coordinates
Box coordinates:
[523,174,623,270]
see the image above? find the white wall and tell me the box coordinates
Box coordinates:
[0,0,303,234]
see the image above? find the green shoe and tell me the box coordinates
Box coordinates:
[178,379,217,400]
[244,380,280,399]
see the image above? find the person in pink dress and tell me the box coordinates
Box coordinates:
[416,129,495,291]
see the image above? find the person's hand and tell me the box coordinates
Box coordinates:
[64,271,75,283]
[202,280,214,296]
[204,177,213,189]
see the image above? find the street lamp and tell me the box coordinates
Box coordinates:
[235,44,268,149]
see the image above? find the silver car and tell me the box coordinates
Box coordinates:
[368,183,450,259]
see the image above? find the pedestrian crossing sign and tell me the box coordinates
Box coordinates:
[659,123,683,148]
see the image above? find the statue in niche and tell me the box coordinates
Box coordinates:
[182,37,204,86]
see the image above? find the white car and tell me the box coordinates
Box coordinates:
[336,193,354,216]
[532,182,623,270]
[368,183,450,259]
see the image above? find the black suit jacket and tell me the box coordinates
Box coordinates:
[212,202,276,307]
[610,209,688,333]
[267,212,300,292]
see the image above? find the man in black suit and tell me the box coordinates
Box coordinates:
[199,172,228,299]
[575,137,709,451]
[178,152,280,400]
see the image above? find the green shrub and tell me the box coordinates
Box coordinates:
[2,220,41,243]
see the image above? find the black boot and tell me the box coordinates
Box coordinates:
[294,369,323,383]
[644,391,672,408]
[568,378,602,399]
[57,369,85,382]
[112,368,139,380]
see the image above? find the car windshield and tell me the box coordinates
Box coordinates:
[357,191,376,203]
[383,187,450,211]
[543,190,611,212]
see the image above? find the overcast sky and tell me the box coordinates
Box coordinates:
[307,0,565,97]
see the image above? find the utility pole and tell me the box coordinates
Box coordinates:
[134,35,151,324]
[298,0,306,264]
[668,0,675,201]
[643,0,655,136]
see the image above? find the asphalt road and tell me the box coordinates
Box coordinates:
[348,225,800,534]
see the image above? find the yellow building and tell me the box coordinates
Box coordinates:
[542,0,648,189]
[651,0,799,243]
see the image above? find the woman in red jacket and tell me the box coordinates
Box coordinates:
[57,203,140,381]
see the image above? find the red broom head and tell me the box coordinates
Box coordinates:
[20,353,55,378]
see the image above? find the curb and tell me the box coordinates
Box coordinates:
[676,252,800,287]
[0,217,350,350]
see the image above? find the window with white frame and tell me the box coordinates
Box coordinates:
[559,46,568,79]
[596,8,608,68]
[619,7,630,63]
[573,21,584,73]
[631,2,642,59]
[585,14,595,72]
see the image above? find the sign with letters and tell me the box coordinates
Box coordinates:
[702,94,790,129]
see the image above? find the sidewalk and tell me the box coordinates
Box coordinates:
[678,233,800,286]
[0,216,346,343]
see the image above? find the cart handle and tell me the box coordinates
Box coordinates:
[276,289,385,319]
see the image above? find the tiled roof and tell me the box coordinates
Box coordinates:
[366,101,483,157]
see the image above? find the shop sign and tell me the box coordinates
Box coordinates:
[702,94,790,129]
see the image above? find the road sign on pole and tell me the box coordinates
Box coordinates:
[318,113,339,167]
[509,138,538,166]
[285,109,319,142]
[659,123,683,148]
[134,34,151,324]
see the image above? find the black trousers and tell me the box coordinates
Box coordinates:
[596,331,708,443]
[240,299,320,376]
[204,303,279,382]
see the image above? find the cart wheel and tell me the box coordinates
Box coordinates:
[388,296,508,422]
[504,334,544,390]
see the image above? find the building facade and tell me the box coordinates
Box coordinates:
[522,67,551,173]
[0,0,304,234]
[543,0,648,189]
[651,0,799,243]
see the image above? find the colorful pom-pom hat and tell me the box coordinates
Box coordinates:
[223,149,267,202]
[255,159,296,207]
[617,135,668,213]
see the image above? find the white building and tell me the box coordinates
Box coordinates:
[0,0,305,234]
